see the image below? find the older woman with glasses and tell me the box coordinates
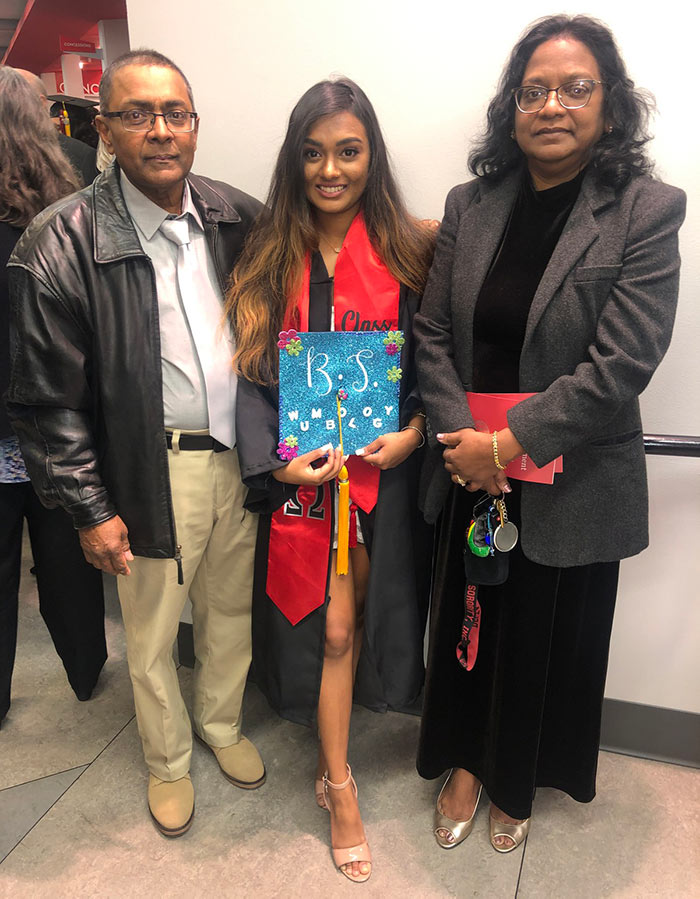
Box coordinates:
[414,15,685,852]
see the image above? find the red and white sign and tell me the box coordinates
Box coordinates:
[51,64,102,98]
[59,36,96,54]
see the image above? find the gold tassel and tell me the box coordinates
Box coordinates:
[335,391,349,575]
[61,102,71,137]
[336,464,350,575]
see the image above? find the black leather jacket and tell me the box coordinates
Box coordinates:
[7,163,261,559]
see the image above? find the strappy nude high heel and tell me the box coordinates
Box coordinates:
[489,812,530,852]
[315,743,328,810]
[433,769,483,849]
[315,776,328,810]
[323,765,372,883]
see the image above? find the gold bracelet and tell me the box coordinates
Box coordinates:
[492,431,506,471]
[402,425,426,448]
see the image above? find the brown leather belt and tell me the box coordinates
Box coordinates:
[165,433,229,453]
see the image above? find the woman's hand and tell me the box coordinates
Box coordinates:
[420,218,441,233]
[272,443,345,486]
[356,427,422,470]
[438,428,511,495]
[454,473,509,496]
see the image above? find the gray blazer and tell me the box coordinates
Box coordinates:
[414,169,686,567]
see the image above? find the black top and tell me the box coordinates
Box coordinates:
[473,169,585,392]
[309,251,334,330]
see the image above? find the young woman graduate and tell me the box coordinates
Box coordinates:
[226,78,434,883]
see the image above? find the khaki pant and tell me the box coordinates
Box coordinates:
[117,445,258,781]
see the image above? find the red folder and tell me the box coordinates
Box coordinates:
[466,392,563,485]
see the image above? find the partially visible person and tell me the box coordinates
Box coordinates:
[0,66,106,726]
[15,70,99,185]
[414,15,685,853]
[96,135,114,172]
[228,78,434,882]
[7,50,264,835]
[68,104,99,148]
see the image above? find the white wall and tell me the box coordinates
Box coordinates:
[126,0,700,713]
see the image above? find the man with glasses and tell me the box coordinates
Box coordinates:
[7,49,264,836]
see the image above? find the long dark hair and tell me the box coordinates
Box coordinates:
[468,15,654,188]
[226,77,434,385]
[0,68,80,227]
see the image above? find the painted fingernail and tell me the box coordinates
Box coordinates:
[355,447,365,456]
[436,433,444,440]
[503,483,512,493]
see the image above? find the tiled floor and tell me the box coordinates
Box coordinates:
[1,546,698,898]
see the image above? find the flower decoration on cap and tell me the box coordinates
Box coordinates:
[383,330,405,356]
[387,365,403,383]
[277,435,299,461]
[278,329,303,356]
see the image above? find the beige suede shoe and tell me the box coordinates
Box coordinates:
[200,735,266,789]
[147,773,194,837]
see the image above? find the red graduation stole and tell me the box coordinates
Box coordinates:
[266,214,400,625]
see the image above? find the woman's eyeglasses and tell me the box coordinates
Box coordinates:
[512,80,604,114]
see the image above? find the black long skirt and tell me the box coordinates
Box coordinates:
[417,481,619,820]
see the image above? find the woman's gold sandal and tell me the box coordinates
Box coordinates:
[489,813,530,852]
[433,770,483,849]
[323,765,372,883]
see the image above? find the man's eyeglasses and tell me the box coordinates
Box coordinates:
[102,109,198,133]
[512,80,604,114]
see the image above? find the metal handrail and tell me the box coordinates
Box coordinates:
[643,435,700,457]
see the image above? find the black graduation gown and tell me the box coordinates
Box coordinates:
[237,253,433,726]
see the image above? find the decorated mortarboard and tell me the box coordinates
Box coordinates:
[277,329,404,460]
[278,327,404,576]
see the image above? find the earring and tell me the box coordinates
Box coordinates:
[606,125,613,133]
[510,130,515,139]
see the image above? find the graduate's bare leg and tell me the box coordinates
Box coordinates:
[316,545,369,778]
[317,552,370,880]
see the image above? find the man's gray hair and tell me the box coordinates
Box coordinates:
[99,48,195,111]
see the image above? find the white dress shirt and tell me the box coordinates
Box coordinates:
[120,171,236,439]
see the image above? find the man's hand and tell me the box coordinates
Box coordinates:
[79,515,134,576]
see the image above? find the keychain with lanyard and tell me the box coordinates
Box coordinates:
[456,492,519,671]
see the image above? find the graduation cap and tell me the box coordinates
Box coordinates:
[48,94,99,117]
